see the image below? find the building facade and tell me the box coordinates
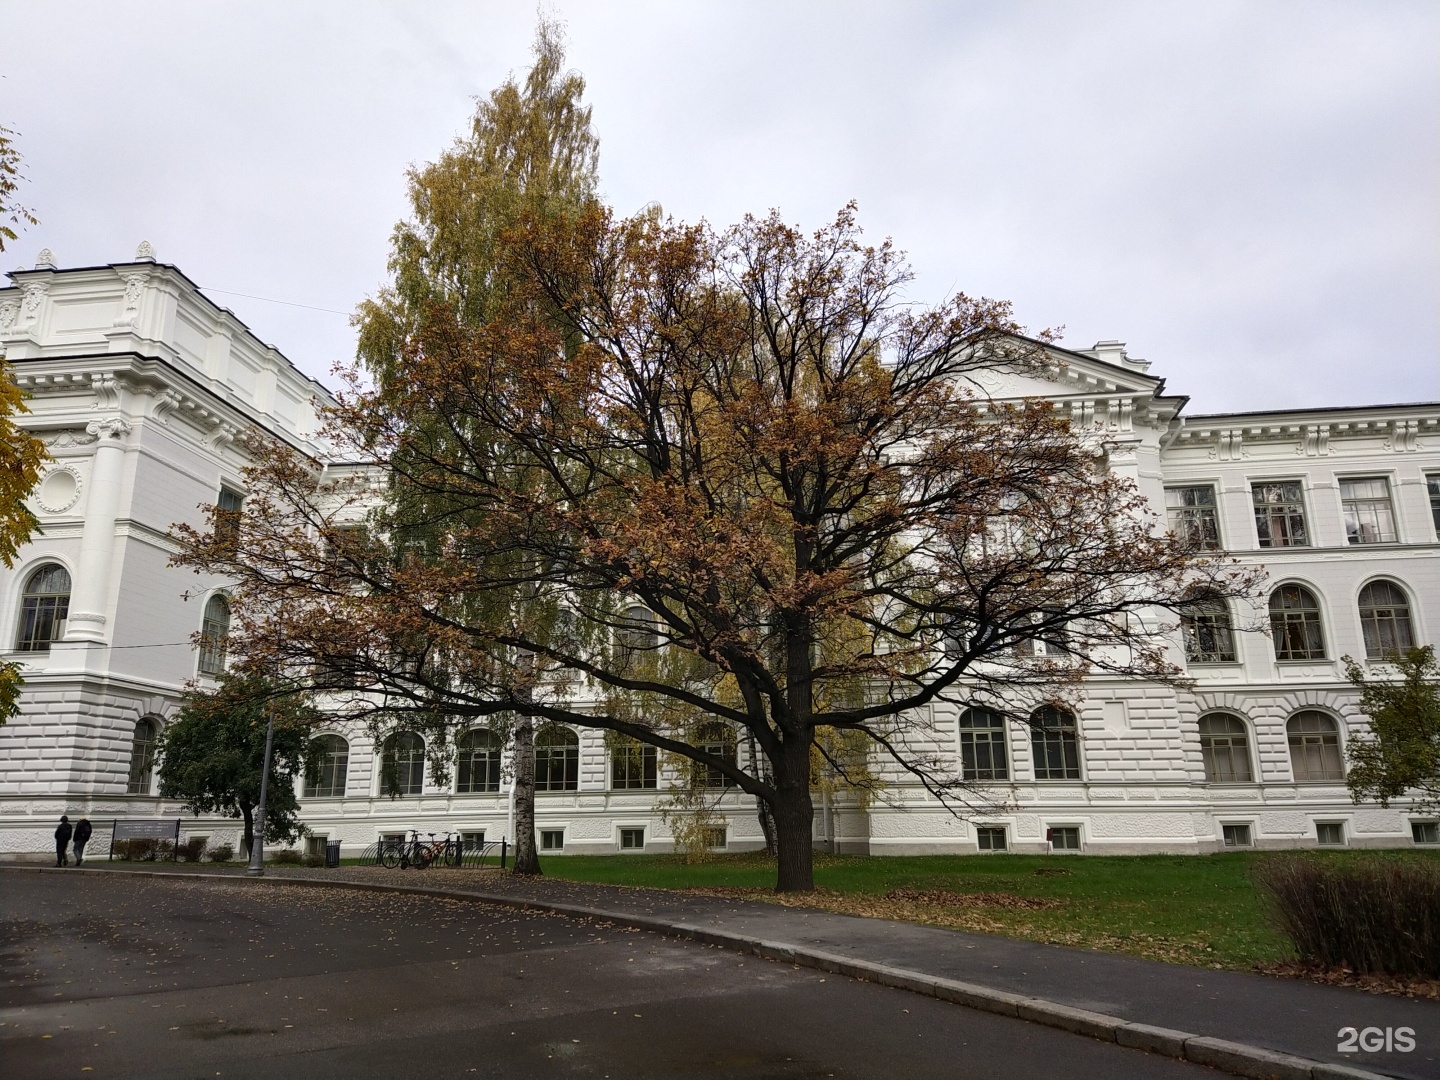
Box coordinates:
[2,251,1437,859]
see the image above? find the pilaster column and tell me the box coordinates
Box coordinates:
[64,417,131,642]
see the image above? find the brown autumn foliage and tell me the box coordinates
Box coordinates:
[171,202,1258,891]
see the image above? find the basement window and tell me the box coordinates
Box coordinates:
[1047,826,1080,851]
[1412,822,1439,845]
[1221,824,1252,848]
[619,827,646,850]
[1315,822,1346,846]
[976,826,1008,852]
[540,829,565,851]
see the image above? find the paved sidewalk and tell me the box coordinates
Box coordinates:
[68,864,1440,1079]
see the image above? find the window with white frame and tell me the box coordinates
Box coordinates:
[1165,486,1221,550]
[1411,821,1439,845]
[197,594,230,675]
[126,717,159,794]
[699,826,728,850]
[1198,713,1253,783]
[304,734,349,797]
[976,826,1007,851]
[1357,581,1416,660]
[1252,482,1308,548]
[1288,712,1344,782]
[381,731,425,796]
[1315,822,1346,846]
[610,737,657,790]
[1180,594,1237,663]
[461,830,486,852]
[535,725,580,792]
[1428,475,1440,538]
[1269,585,1327,661]
[1221,823,1252,848]
[1339,477,1397,545]
[695,722,738,788]
[958,707,1008,780]
[215,487,244,553]
[16,563,70,651]
[1048,826,1081,850]
[540,829,565,851]
[1030,706,1081,780]
[456,728,502,793]
[619,827,646,850]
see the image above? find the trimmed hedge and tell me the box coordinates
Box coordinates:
[1254,855,1440,976]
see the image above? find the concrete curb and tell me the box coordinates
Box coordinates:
[8,866,1396,1080]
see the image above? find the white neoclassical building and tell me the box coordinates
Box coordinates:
[1,249,1437,859]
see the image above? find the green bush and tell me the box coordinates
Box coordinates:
[111,838,159,861]
[178,837,208,863]
[303,853,326,868]
[1254,855,1440,976]
[209,844,234,862]
[270,848,303,865]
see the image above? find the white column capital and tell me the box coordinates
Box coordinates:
[85,417,132,443]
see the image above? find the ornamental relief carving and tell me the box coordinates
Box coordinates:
[35,465,83,514]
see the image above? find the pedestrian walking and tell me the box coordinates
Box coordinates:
[72,817,92,866]
[54,815,72,867]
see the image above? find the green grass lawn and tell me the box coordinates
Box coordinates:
[540,849,1440,971]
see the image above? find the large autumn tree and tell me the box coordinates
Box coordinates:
[175,202,1253,892]
[350,19,599,875]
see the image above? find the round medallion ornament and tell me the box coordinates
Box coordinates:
[36,467,81,513]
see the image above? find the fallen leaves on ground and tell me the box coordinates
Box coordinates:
[1253,961,1440,1000]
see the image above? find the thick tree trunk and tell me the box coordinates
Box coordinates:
[771,736,815,892]
[510,711,541,876]
[239,800,255,859]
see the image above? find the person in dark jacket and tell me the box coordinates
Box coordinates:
[54,815,72,867]
[72,818,93,866]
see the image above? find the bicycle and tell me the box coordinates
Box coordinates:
[382,830,461,869]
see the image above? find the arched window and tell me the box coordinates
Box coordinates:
[1358,581,1415,660]
[1288,711,1344,782]
[610,736,657,790]
[617,605,658,654]
[1030,705,1080,780]
[695,722,738,788]
[535,725,579,792]
[1180,595,1237,664]
[304,734,349,798]
[17,563,70,651]
[126,717,158,794]
[1270,585,1326,661]
[958,707,1008,780]
[1198,714,1253,783]
[457,728,502,794]
[198,594,231,675]
[381,731,425,796]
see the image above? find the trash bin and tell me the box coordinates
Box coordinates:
[325,841,341,868]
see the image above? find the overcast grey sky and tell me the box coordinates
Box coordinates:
[2,1,1435,412]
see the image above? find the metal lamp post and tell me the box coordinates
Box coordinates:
[246,704,276,877]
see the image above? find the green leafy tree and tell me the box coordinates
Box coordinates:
[0,121,46,723]
[156,673,322,855]
[352,18,599,876]
[1346,646,1440,809]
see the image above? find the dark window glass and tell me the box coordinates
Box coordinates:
[1428,475,1440,538]
[976,826,1007,851]
[1030,706,1081,780]
[1269,585,1326,660]
[1165,486,1221,550]
[1198,714,1252,783]
[610,738,657,790]
[1357,581,1415,660]
[1288,712,1344,782]
[127,717,158,794]
[535,725,579,792]
[215,488,244,553]
[381,731,425,796]
[1180,595,1237,663]
[304,734,349,797]
[457,728,502,794]
[1252,482,1308,548]
[17,563,70,651]
[958,707,1008,780]
[696,723,738,788]
[198,594,230,675]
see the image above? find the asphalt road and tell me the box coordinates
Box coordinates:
[0,870,1217,1080]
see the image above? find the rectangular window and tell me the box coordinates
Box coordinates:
[976,826,1007,852]
[461,830,486,852]
[1252,482,1308,548]
[1221,824,1252,848]
[1165,486,1221,550]
[1339,477,1397,544]
[305,835,328,857]
[1428,475,1440,538]
[215,487,244,552]
[1412,822,1439,845]
[1047,826,1081,851]
[619,827,646,850]
[700,826,727,850]
[540,829,565,851]
[958,710,1009,781]
[611,740,658,790]
[1315,822,1345,846]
